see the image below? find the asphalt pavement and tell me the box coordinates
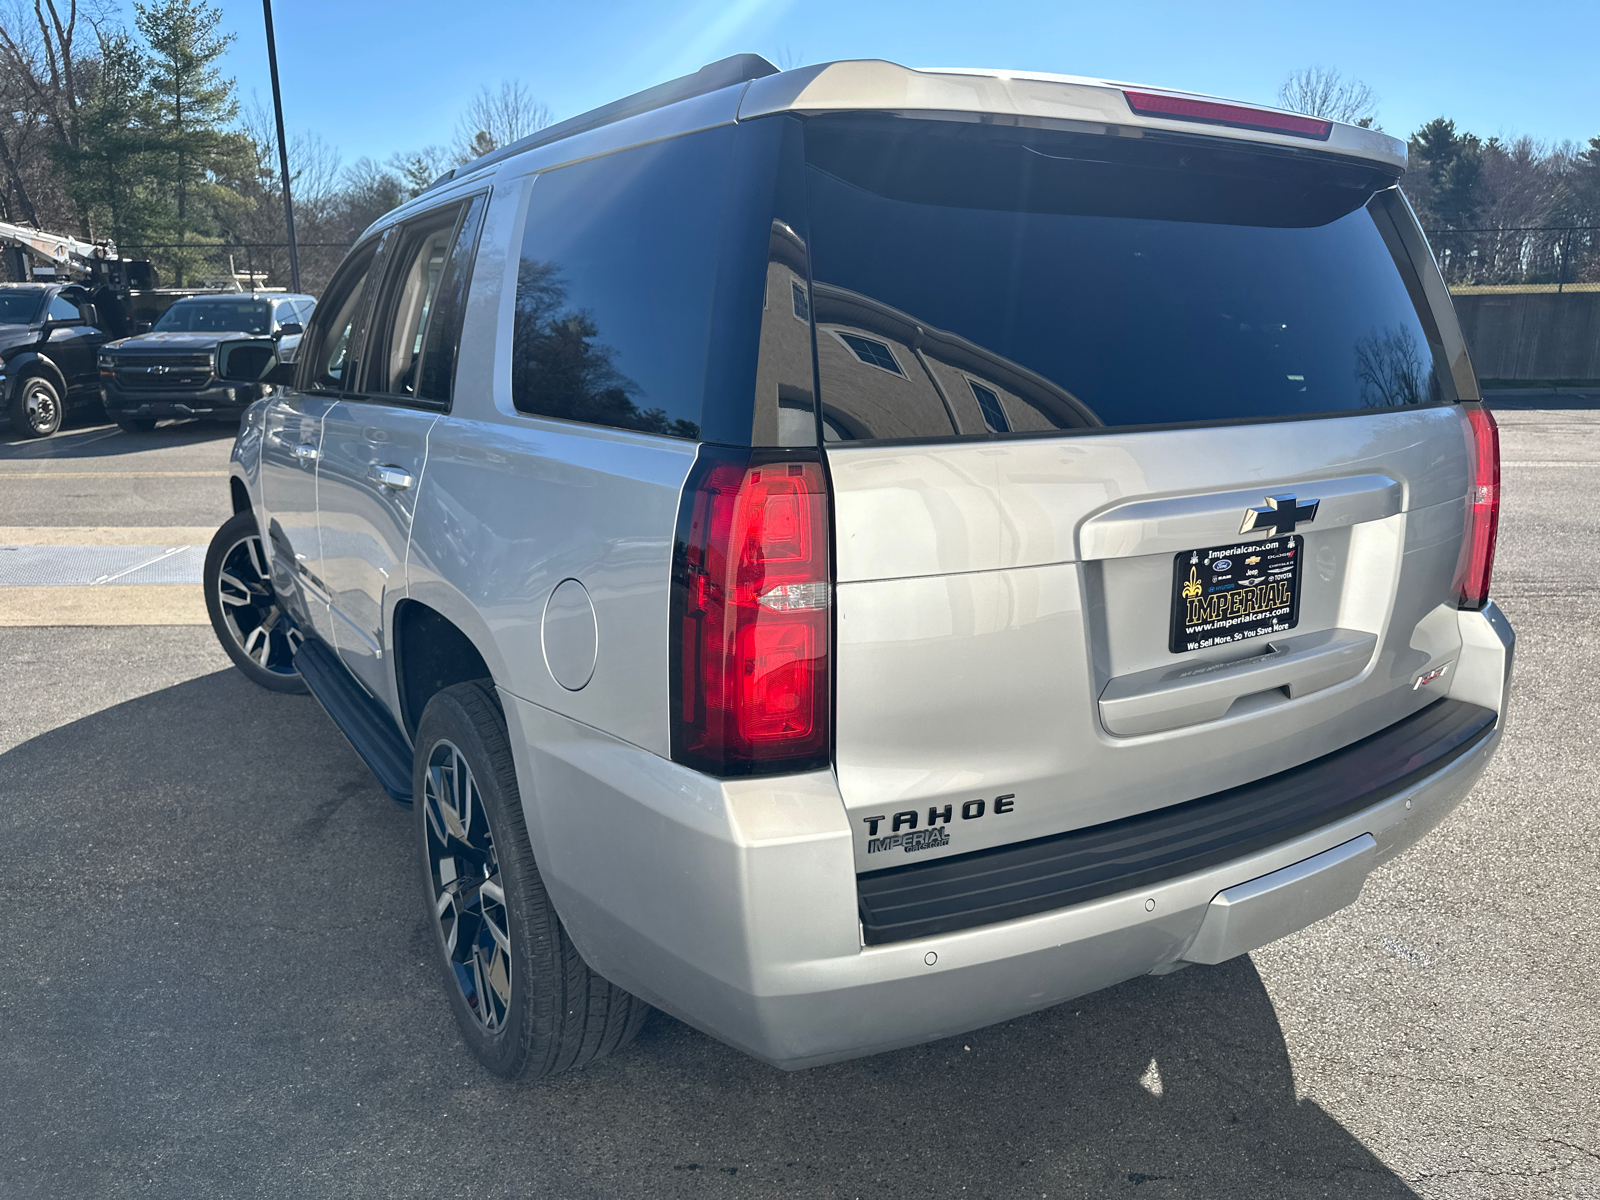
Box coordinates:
[0,402,1596,1199]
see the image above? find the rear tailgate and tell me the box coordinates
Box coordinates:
[800,115,1482,872]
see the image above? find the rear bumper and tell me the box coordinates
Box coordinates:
[508,602,1513,1070]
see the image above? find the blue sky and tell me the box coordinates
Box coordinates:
[203,0,1596,169]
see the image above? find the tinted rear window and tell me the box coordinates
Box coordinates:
[805,117,1451,442]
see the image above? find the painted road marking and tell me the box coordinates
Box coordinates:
[0,527,218,545]
[0,530,215,625]
[0,470,228,479]
[0,545,204,586]
[0,585,206,626]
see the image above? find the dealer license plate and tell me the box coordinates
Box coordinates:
[1170,536,1302,653]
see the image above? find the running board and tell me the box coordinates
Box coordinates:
[293,637,414,805]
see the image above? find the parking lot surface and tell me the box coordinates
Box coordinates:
[1,404,1597,1199]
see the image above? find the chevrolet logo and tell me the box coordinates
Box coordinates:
[142,365,170,374]
[1240,493,1320,536]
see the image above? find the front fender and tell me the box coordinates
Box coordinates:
[1,349,67,401]
[230,399,268,523]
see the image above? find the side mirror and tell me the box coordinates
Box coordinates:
[133,320,152,334]
[217,337,294,386]
[79,304,99,328]
[275,321,304,339]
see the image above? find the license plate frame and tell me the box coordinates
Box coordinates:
[1170,535,1303,654]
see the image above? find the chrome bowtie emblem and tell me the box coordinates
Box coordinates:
[1240,493,1320,536]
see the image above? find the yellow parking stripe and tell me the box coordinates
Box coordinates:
[0,470,228,479]
[0,526,218,545]
[0,584,208,626]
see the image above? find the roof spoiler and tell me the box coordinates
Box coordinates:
[423,53,779,194]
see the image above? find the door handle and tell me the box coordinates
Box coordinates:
[370,464,413,491]
[291,442,319,462]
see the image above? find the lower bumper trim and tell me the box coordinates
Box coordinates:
[857,698,1496,945]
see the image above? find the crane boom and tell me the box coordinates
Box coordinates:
[0,219,120,276]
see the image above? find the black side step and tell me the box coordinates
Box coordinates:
[293,637,413,804]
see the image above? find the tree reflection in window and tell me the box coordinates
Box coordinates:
[1355,326,1429,407]
[511,259,701,439]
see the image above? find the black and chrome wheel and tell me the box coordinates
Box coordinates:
[423,736,514,1036]
[8,375,62,438]
[203,510,307,693]
[416,682,650,1079]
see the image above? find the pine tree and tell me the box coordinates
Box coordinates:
[56,29,153,250]
[133,0,249,283]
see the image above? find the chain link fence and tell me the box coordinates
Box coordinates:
[1423,226,1600,291]
[111,241,356,297]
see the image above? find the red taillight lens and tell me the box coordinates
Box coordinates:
[1123,90,1333,140]
[671,448,831,775]
[1453,405,1500,609]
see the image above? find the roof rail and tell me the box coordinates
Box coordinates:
[423,53,779,194]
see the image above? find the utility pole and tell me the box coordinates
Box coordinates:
[263,0,301,293]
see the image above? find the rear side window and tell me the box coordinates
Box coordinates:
[805,117,1455,442]
[511,129,742,440]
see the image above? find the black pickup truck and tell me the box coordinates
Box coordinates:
[0,281,109,437]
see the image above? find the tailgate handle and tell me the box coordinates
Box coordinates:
[1098,628,1378,737]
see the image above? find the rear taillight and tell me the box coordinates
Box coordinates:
[1453,405,1500,609]
[670,448,831,776]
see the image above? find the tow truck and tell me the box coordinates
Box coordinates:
[0,220,236,437]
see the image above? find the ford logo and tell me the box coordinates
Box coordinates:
[1212,558,1232,571]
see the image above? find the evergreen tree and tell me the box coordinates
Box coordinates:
[1409,117,1483,230]
[133,0,250,283]
[55,30,152,249]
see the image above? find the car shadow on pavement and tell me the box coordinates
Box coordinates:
[0,414,235,455]
[0,669,1421,1199]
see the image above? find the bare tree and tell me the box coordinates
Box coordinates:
[452,79,550,164]
[0,0,103,231]
[1277,67,1378,128]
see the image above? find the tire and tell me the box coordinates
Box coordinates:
[117,418,158,433]
[8,375,63,438]
[416,682,650,1080]
[203,511,308,694]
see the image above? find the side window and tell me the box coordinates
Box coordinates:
[510,126,741,440]
[363,206,461,399]
[298,242,378,394]
[47,294,81,322]
[415,193,487,404]
[272,300,299,329]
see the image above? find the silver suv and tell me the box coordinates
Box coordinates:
[206,56,1514,1078]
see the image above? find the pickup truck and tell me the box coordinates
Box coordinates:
[0,281,108,437]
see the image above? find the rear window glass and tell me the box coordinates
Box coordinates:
[804,117,1451,442]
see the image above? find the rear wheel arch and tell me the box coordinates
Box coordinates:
[393,599,497,740]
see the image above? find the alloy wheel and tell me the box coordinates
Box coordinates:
[214,532,302,676]
[423,740,512,1034]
